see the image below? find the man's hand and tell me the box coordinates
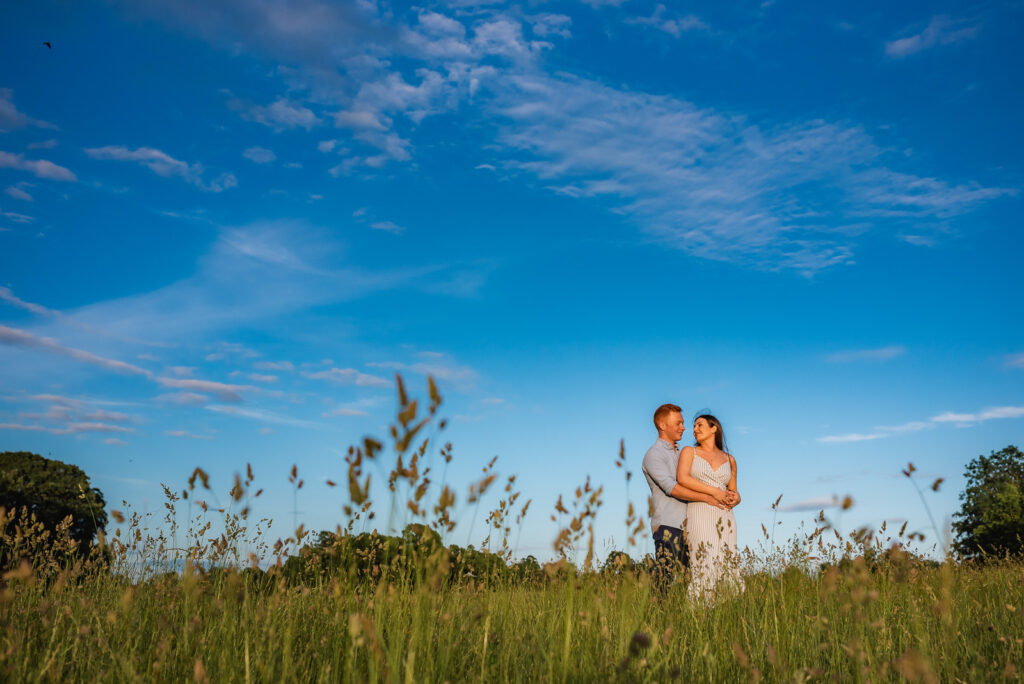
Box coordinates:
[703,493,728,510]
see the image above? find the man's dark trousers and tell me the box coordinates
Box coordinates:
[652,525,689,591]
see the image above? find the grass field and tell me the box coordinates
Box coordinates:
[2,382,1022,682]
[2,551,1023,682]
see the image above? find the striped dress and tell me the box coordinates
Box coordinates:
[685,453,743,601]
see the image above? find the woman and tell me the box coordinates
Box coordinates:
[675,414,743,600]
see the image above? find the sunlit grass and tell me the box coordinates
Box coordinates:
[2,376,1022,682]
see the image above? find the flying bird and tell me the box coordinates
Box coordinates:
[43,42,51,49]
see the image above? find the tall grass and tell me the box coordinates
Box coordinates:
[2,376,1022,682]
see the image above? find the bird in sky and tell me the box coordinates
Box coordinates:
[43,41,52,49]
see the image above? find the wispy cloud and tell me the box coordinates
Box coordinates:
[322,407,369,417]
[0,421,133,435]
[931,406,1024,425]
[1,210,34,224]
[0,151,76,181]
[626,4,709,37]
[778,496,841,512]
[5,394,136,436]
[0,286,61,317]
[0,324,262,406]
[242,98,320,131]
[0,88,56,131]
[1005,353,1024,369]
[819,405,1024,442]
[302,367,390,387]
[886,15,981,58]
[242,146,276,163]
[370,220,405,234]
[206,404,321,428]
[84,145,237,192]
[817,432,886,444]
[367,352,478,389]
[0,324,150,376]
[254,360,295,372]
[156,392,210,406]
[155,377,255,403]
[826,345,906,363]
[165,429,214,440]
[113,2,1011,271]
[47,221,444,344]
[4,184,33,201]
[493,73,1012,271]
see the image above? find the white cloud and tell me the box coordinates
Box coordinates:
[243,146,276,163]
[27,139,58,150]
[155,377,255,403]
[245,98,320,131]
[206,404,320,427]
[13,395,135,436]
[322,407,369,417]
[333,110,389,131]
[37,221,445,347]
[0,421,133,435]
[931,406,1024,425]
[875,420,932,434]
[5,184,33,201]
[370,220,404,234]
[817,432,885,444]
[0,151,76,181]
[0,89,56,131]
[626,5,709,37]
[826,345,906,363]
[529,14,572,39]
[157,391,210,406]
[886,15,981,58]
[1,210,34,224]
[1005,353,1024,369]
[302,367,390,387]
[254,360,295,372]
[777,496,841,512]
[112,2,1010,272]
[0,324,150,376]
[85,146,236,192]
[317,139,338,153]
[165,429,213,440]
[492,73,1012,271]
[367,354,477,388]
[820,405,1024,442]
[104,438,129,446]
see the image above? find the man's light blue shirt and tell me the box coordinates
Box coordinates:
[642,438,687,533]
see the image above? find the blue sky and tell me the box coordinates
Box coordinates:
[1,0,1022,561]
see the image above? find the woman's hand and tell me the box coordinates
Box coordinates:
[725,490,741,507]
[711,488,732,505]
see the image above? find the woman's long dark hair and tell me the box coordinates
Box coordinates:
[695,413,728,453]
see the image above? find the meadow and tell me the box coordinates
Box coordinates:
[2,378,1022,682]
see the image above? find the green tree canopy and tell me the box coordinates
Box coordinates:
[952,445,1024,561]
[0,451,108,548]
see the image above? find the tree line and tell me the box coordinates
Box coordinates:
[2,446,1023,580]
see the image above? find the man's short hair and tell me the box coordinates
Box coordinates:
[653,403,682,429]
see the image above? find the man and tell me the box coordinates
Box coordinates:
[642,403,727,590]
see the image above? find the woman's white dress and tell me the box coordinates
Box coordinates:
[685,453,743,600]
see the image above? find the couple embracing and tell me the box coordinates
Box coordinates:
[642,403,743,600]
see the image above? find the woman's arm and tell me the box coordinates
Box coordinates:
[726,454,740,507]
[676,447,731,504]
